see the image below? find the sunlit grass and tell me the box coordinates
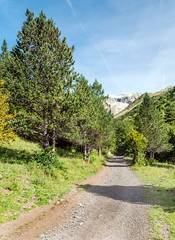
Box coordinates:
[0,138,106,223]
[133,162,175,240]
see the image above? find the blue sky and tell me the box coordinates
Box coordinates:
[0,0,175,95]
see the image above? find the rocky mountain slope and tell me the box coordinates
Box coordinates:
[113,85,174,118]
[107,92,141,115]
[107,86,174,117]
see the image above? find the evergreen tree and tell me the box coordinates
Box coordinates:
[3,9,75,150]
[91,79,114,156]
[91,79,106,101]
[0,39,9,79]
[0,39,8,59]
[114,118,134,155]
[165,103,175,126]
[65,75,114,161]
[66,75,94,160]
[135,93,171,158]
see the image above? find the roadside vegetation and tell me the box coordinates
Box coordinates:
[133,163,175,240]
[0,9,113,224]
[0,138,106,223]
[114,86,175,239]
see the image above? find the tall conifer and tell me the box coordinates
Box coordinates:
[135,93,170,158]
[3,9,75,150]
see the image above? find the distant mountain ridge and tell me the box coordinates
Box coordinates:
[107,92,141,115]
[107,86,174,116]
[109,92,141,104]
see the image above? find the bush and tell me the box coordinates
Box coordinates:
[135,152,147,166]
[145,158,157,166]
[126,129,148,164]
[32,149,56,167]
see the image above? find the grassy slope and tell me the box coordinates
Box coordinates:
[132,163,175,240]
[0,138,106,223]
[115,86,174,119]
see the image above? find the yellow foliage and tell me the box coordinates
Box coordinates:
[0,80,16,142]
[127,128,148,163]
[127,128,148,152]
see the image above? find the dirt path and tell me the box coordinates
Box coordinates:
[1,157,150,240]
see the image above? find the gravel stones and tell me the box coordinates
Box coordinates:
[39,157,150,240]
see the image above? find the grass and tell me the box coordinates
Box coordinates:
[132,162,175,240]
[0,138,106,223]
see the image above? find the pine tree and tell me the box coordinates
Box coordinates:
[0,39,8,59]
[64,75,114,161]
[135,93,170,158]
[3,9,75,150]
[66,75,94,160]
[165,103,175,126]
[0,39,9,79]
[91,79,114,156]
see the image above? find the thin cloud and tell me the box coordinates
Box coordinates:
[65,0,76,17]
[94,44,125,92]
[65,0,86,33]
[65,0,124,92]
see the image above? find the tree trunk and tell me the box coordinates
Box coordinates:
[87,146,91,164]
[150,151,155,159]
[98,145,101,158]
[52,126,56,152]
[133,150,138,164]
[84,145,87,160]
[43,112,49,150]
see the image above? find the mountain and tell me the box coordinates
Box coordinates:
[107,86,174,117]
[107,92,141,116]
[114,85,175,118]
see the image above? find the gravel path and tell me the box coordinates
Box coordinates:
[38,157,150,240]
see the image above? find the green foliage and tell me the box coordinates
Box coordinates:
[0,39,8,60]
[135,93,171,158]
[0,138,105,223]
[0,39,9,79]
[115,87,175,163]
[126,128,148,164]
[0,9,115,160]
[3,9,75,150]
[114,118,134,154]
[165,102,175,126]
[32,149,58,168]
[63,75,114,160]
[133,162,175,239]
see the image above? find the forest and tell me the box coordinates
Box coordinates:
[1,9,174,165]
[114,88,175,165]
[0,9,114,161]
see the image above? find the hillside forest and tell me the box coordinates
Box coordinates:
[0,9,175,226]
[0,10,114,160]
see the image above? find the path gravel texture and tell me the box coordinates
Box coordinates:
[38,157,150,240]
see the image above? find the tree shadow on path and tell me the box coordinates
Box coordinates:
[77,157,175,214]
